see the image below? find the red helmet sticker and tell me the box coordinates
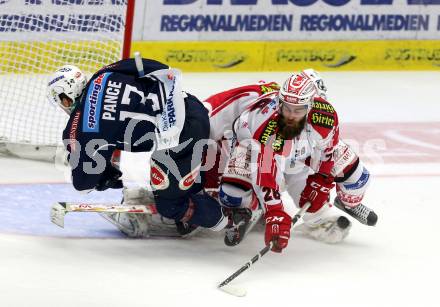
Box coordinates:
[150,162,169,190]
[179,164,201,191]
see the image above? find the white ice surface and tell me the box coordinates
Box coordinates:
[1,71,439,307]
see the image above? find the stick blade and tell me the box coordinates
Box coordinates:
[50,202,67,228]
[218,284,247,297]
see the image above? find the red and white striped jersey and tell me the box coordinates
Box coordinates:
[203,81,280,141]
[233,92,339,212]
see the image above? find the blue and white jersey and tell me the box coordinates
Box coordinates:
[62,58,187,191]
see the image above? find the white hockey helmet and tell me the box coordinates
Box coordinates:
[279,70,319,108]
[47,65,87,115]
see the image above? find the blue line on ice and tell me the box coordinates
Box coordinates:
[0,183,125,238]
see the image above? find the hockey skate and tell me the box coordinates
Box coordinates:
[224,207,263,246]
[334,197,378,226]
[295,215,352,244]
[175,221,201,238]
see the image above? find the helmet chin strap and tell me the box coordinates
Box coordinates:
[69,97,81,113]
[278,101,284,113]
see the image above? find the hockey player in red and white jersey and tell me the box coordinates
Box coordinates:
[211,69,377,251]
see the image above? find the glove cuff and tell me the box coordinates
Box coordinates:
[264,209,291,225]
[310,173,334,185]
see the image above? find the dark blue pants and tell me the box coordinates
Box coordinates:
[151,94,223,228]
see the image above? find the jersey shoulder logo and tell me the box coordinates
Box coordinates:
[309,111,335,129]
[309,98,337,131]
[312,100,335,114]
[260,82,280,94]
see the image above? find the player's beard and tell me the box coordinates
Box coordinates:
[278,115,306,139]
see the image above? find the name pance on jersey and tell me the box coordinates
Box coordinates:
[102,80,122,121]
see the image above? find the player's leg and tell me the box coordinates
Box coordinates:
[218,142,263,246]
[99,186,183,238]
[332,140,378,226]
[99,150,169,238]
[334,162,377,226]
[150,94,228,236]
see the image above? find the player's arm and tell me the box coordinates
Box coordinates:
[307,98,340,176]
[300,98,340,212]
[218,113,255,207]
[220,111,292,253]
[63,113,122,192]
[252,141,293,253]
[203,81,280,116]
[69,140,122,192]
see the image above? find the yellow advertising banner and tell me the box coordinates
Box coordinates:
[132,41,264,72]
[1,40,439,73]
[132,40,440,72]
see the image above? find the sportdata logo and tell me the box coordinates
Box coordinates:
[83,72,111,133]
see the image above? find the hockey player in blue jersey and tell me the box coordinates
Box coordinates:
[47,58,228,237]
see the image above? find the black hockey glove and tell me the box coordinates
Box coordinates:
[95,164,123,191]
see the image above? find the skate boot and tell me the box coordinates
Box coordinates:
[224,207,263,246]
[175,221,201,238]
[334,197,378,226]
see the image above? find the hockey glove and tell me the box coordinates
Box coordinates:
[264,209,292,253]
[95,164,123,191]
[299,173,334,213]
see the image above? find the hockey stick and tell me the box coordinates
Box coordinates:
[134,51,145,77]
[218,202,311,297]
[50,202,154,228]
